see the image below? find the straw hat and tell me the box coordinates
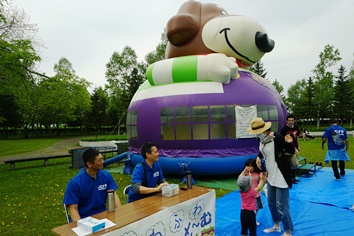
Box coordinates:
[247,117,272,134]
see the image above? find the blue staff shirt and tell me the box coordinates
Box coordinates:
[323,125,347,150]
[63,169,118,218]
[128,161,165,202]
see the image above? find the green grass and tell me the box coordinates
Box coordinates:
[0,138,62,157]
[0,136,353,235]
[297,137,354,169]
[0,134,127,158]
[0,159,131,235]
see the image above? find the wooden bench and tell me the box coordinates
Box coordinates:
[3,154,71,170]
[3,148,120,170]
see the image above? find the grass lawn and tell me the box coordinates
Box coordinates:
[297,137,354,169]
[0,136,353,235]
[0,138,62,157]
[0,158,132,235]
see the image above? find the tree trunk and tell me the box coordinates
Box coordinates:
[23,125,29,139]
[2,126,8,139]
[56,122,60,136]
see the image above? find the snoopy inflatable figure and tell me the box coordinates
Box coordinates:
[125,0,286,175]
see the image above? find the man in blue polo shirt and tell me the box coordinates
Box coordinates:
[63,148,121,221]
[128,142,169,203]
[322,119,350,180]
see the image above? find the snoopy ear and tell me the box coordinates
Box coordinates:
[166,0,201,46]
[167,14,199,46]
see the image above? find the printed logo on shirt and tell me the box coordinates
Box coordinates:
[153,172,160,178]
[98,184,107,191]
[334,129,344,136]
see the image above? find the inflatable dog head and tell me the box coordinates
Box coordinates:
[166,0,275,67]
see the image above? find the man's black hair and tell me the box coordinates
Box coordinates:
[82,148,100,167]
[286,114,295,120]
[329,118,338,124]
[140,142,156,159]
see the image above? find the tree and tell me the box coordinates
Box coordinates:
[0,94,21,139]
[105,46,146,134]
[86,87,108,137]
[0,1,43,96]
[272,79,285,101]
[250,60,268,78]
[0,1,45,138]
[145,30,168,65]
[348,53,354,128]
[36,58,91,136]
[286,79,307,117]
[312,45,341,128]
[106,86,127,135]
[0,1,6,26]
[106,46,138,88]
[333,65,350,124]
[303,76,316,125]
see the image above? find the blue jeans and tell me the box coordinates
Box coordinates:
[267,183,294,233]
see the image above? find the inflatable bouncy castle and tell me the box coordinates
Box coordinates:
[117,0,286,175]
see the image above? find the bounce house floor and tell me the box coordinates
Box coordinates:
[216,167,354,236]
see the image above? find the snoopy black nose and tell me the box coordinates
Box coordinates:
[255,32,275,53]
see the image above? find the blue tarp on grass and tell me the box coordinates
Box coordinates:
[216,167,354,236]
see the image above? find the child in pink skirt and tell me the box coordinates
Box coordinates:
[237,165,267,236]
[244,158,265,225]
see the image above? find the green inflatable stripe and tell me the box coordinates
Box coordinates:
[146,63,155,85]
[172,56,197,82]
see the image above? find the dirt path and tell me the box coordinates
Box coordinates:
[0,136,83,164]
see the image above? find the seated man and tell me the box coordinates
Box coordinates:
[128,142,169,203]
[63,148,121,221]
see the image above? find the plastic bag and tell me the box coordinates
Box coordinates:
[284,148,299,167]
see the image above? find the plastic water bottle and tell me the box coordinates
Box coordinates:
[107,190,115,212]
[186,171,193,189]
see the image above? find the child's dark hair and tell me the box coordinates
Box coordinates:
[244,158,262,173]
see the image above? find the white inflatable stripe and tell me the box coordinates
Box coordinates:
[131,81,224,102]
[151,58,174,85]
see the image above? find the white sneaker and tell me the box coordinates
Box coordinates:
[263,226,281,233]
[350,204,354,211]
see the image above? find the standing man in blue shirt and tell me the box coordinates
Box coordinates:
[322,119,350,180]
[128,142,169,203]
[63,148,121,221]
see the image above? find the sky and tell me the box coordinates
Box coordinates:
[12,0,354,92]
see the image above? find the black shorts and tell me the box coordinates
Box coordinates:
[240,209,256,236]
